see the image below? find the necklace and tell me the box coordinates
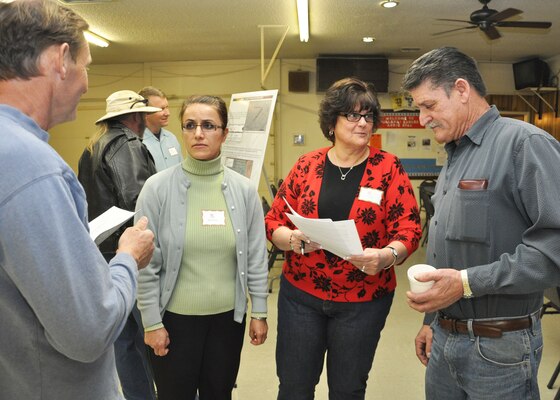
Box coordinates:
[331,148,367,181]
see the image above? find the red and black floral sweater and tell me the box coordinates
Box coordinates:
[265,146,421,302]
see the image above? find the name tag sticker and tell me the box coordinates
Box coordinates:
[358,187,383,205]
[202,210,226,226]
[168,147,179,156]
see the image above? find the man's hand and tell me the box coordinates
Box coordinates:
[116,216,154,269]
[406,268,463,313]
[415,325,433,366]
[145,327,170,356]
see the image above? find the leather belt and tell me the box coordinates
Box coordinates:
[437,313,538,339]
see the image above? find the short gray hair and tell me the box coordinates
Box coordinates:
[402,47,487,97]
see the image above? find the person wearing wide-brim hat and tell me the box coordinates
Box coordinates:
[77,89,162,400]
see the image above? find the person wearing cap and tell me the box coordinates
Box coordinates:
[139,86,183,171]
[0,1,154,400]
[78,90,161,400]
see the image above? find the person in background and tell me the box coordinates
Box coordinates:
[139,86,183,171]
[265,77,422,399]
[402,46,560,400]
[0,1,154,399]
[136,95,269,400]
[78,90,161,400]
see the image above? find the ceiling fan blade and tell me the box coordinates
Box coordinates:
[432,26,477,36]
[436,18,475,25]
[482,25,501,40]
[487,8,522,22]
[496,21,552,29]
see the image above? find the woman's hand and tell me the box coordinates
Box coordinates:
[249,318,268,346]
[145,327,170,356]
[288,229,321,255]
[346,247,391,275]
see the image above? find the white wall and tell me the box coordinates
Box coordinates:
[49,56,528,198]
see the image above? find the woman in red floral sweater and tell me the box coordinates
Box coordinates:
[265,77,421,399]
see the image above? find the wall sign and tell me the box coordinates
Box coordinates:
[379,112,423,129]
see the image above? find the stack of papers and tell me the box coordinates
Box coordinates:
[88,206,137,245]
[283,198,363,258]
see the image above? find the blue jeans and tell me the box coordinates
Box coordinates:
[276,276,394,400]
[114,304,156,400]
[426,311,544,400]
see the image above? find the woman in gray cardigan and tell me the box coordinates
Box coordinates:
[135,95,269,400]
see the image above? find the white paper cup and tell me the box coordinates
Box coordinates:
[407,264,436,293]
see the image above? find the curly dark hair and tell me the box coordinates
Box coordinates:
[318,77,382,143]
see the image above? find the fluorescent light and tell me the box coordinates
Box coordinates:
[380,1,399,8]
[296,0,309,42]
[83,30,109,48]
[363,37,375,43]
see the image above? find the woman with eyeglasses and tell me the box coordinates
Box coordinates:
[135,95,269,400]
[265,77,421,399]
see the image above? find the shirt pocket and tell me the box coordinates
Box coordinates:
[445,188,489,244]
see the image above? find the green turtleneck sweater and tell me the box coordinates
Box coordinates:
[166,154,237,316]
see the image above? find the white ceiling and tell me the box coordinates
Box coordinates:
[60,0,560,66]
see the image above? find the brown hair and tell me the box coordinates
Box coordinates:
[179,95,228,129]
[138,86,167,101]
[0,0,89,81]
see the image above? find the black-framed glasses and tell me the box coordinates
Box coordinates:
[182,121,224,133]
[129,98,149,109]
[340,112,375,123]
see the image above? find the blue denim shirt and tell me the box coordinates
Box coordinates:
[0,105,137,399]
[143,127,183,171]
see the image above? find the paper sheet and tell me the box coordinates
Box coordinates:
[283,198,363,259]
[88,206,137,245]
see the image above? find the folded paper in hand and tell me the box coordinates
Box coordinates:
[88,206,137,245]
[283,198,363,259]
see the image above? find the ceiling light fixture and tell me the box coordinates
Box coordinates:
[380,1,399,8]
[84,30,109,48]
[363,37,375,43]
[296,0,309,42]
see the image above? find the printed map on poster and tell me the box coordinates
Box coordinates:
[222,89,278,187]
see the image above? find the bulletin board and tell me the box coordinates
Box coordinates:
[374,111,444,179]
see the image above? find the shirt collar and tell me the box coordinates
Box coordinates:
[462,105,500,146]
[0,104,49,142]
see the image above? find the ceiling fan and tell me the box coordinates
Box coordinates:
[433,0,552,40]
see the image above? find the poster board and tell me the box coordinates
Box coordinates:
[221,89,278,187]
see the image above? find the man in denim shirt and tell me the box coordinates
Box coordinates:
[403,47,560,399]
[0,1,154,399]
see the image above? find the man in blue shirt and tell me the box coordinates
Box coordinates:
[403,47,560,400]
[139,86,183,171]
[0,1,154,399]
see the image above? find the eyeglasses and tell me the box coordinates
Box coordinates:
[129,98,149,109]
[182,121,224,133]
[340,112,375,123]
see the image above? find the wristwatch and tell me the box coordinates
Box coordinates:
[384,246,398,269]
[460,269,474,299]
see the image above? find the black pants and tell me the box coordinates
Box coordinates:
[149,310,246,400]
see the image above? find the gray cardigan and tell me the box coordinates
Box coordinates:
[135,163,269,327]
